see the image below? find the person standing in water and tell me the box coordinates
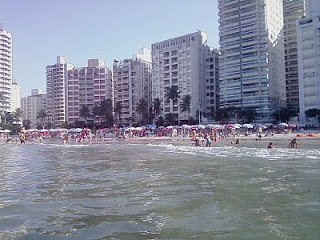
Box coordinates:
[267,142,273,148]
[289,138,297,149]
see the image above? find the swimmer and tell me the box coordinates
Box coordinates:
[289,138,297,149]
[267,142,273,148]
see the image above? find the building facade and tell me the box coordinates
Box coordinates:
[11,78,21,112]
[218,0,286,122]
[297,0,320,126]
[151,31,211,123]
[66,59,113,124]
[283,0,305,112]
[21,89,47,129]
[113,48,152,126]
[203,46,219,119]
[46,56,74,127]
[0,24,12,116]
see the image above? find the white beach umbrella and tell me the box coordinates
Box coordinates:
[3,129,11,133]
[181,124,190,129]
[242,123,254,128]
[197,125,206,129]
[279,122,288,127]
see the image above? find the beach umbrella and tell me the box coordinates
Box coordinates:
[135,127,143,131]
[234,124,241,129]
[3,129,11,133]
[197,125,206,129]
[126,127,136,131]
[288,124,297,128]
[181,124,190,129]
[263,123,273,127]
[242,123,254,128]
[166,126,174,129]
[279,123,288,128]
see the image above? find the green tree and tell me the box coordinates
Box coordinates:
[273,106,298,122]
[165,85,180,102]
[13,108,24,123]
[214,107,237,123]
[305,108,320,124]
[179,94,192,124]
[79,105,91,127]
[114,101,122,126]
[164,113,177,126]
[92,103,102,125]
[22,119,31,129]
[136,98,149,125]
[100,99,113,128]
[36,109,48,129]
[153,98,162,117]
[237,108,258,123]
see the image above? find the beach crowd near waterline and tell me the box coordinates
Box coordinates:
[1,124,319,149]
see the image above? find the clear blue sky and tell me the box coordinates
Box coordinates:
[0,0,219,97]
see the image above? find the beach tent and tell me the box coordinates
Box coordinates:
[242,124,254,129]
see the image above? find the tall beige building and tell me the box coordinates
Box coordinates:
[151,31,210,123]
[21,89,47,129]
[283,0,305,112]
[113,48,152,126]
[66,59,113,125]
[46,56,74,127]
[0,24,12,117]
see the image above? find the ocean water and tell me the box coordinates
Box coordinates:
[0,141,319,239]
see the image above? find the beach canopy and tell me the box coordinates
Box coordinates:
[0,129,11,133]
[278,122,288,127]
[242,123,254,128]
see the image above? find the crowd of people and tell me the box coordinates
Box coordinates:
[0,124,303,149]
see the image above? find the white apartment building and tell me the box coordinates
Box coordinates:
[203,46,219,118]
[283,0,305,112]
[297,0,320,126]
[46,55,74,127]
[151,31,211,123]
[21,89,47,129]
[11,78,21,112]
[0,23,12,117]
[113,48,152,126]
[66,59,113,124]
[219,0,286,122]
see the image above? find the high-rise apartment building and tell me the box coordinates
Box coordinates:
[203,46,219,117]
[219,0,286,122]
[113,48,152,126]
[297,0,320,126]
[66,59,113,124]
[46,56,74,127]
[0,23,12,115]
[21,89,47,129]
[283,0,305,112]
[11,78,21,112]
[151,31,213,123]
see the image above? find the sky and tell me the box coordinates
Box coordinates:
[0,0,219,97]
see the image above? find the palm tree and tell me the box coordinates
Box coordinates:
[0,92,6,123]
[37,109,48,129]
[13,108,24,124]
[79,105,91,127]
[165,85,180,102]
[114,101,122,127]
[164,113,176,126]
[179,94,192,124]
[136,98,148,125]
[153,98,162,118]
[92,103,102,124]
[100,99,113,127]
